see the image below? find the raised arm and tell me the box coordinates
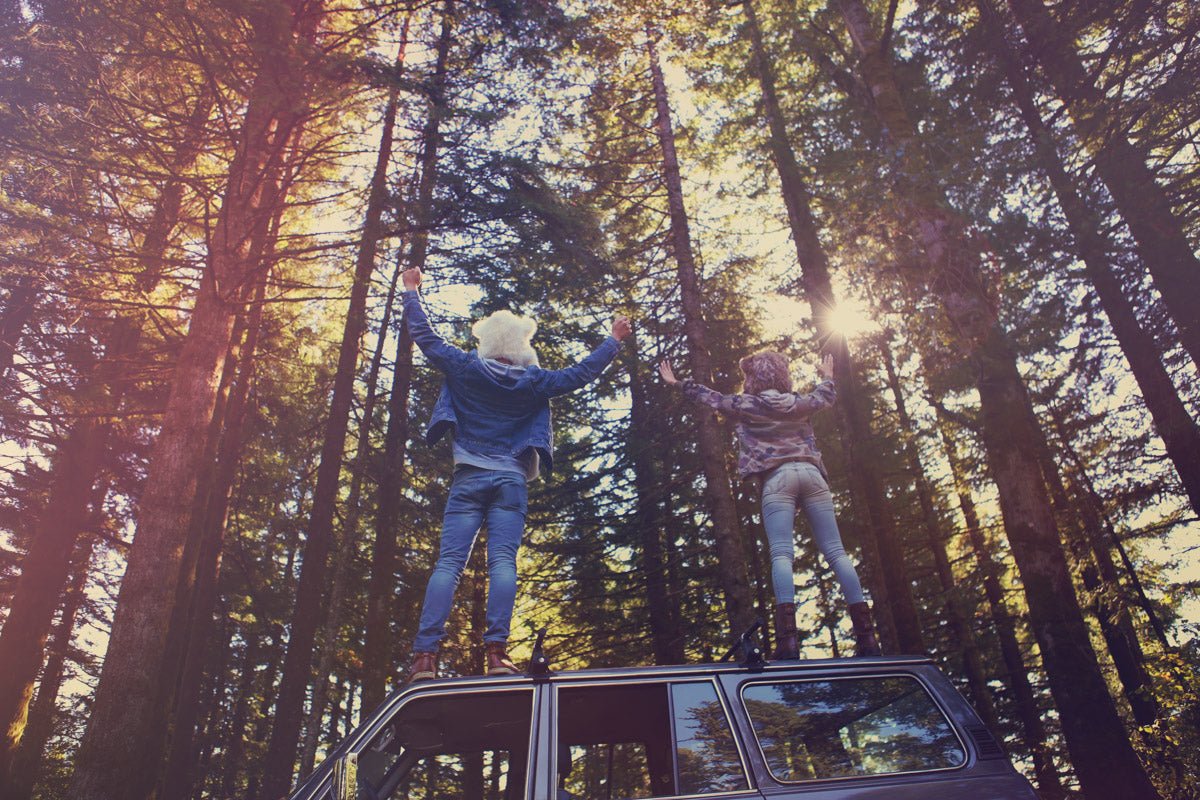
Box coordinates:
[401,268,470,372]
[660,357,836,418]
[532,316,631,398]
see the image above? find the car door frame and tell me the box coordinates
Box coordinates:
[715,664,982,798]
[532,673,762,800]
[291,677,543,800]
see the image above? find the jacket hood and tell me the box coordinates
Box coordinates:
[478,353,529,383]
[758,389,801,414]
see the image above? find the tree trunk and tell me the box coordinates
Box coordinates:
[742,0,924,652]
[218,633,261,799]
[977,0,1200,515]
[159,276,269,800]
[257,13,417,796]
[364,6,453,704]
[5,537,94,800]
[301,20,413,760]
[1003,0,1200,371]
[0,97,212,786]
[835,2,1158,795]
[624,334,686,664]
[69,4,321,797]
[877,340,997,728]
[1049,411,1171,649]
[0,275,35,382]
[300,259,404,776]
[646,31,755,636]
[938,425,1066,798]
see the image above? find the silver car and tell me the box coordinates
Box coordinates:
[290,655,1039,800]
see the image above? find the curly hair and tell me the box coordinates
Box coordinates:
[472,310,539,367]
[739,351,792,395]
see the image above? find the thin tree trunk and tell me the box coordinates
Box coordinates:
[978,0,1200,515]
[1004,0,1200,370]
[219,632,261,799]
[299,259,404,775]
[257,15,410,797]
[1049,411,1171,649]
[624,333,686,664]
[0,276,35,382]
[5,538,94,800]
[363,5,453,703]
[69,5,321,796]
[877,340,997,728]
[646,31,755,636]
[742,0,923,652]
[835,2,1158,795]
[301,19,413,763]
[938,417,1067,799]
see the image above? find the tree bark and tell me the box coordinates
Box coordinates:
[646,31,755,636]
[977,0,1200,516]
[363,5,452,709]
[742,0,924,652]
[69,4,321,797]
[835,2,1159,795]
[1003,0,1200,371]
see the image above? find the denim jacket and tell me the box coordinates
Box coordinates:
[681,379,836,479]
[404,291,620,474]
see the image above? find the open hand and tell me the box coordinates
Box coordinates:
[612,316,633,341]
[817,353,835,380]
[402,267,423,291]
[658,359,679,385]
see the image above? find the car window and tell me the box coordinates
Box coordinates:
[742,675,966,783]
[671,682,748,795]
[556,681,748,799]
[353,688,533,800]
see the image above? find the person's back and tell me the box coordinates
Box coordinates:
[401,266,632,682]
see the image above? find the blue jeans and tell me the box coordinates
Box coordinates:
[761,461,865,606]
[412,466,528,652]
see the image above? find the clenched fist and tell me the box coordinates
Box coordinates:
[611,316,633,341]
[402,267,423,291]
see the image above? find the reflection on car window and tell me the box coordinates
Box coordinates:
[742,676,965,782]
[354,689,532,799]
[556,681,748,799]
[671,682,748,795]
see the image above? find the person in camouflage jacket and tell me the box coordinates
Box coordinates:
[660,351,881,659]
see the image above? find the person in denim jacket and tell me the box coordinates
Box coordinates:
[403,267,631,681]
[660,351,881,659]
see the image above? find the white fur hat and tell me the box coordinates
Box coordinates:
[472,310,539,367]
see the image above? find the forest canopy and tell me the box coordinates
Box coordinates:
[0,0,1198,798]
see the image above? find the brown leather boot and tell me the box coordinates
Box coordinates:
[407,651,438,683]
[772,602,799,660]
[485,642,519,675]
[848,602,882,657]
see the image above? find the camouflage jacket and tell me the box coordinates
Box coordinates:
[680,380,837,480]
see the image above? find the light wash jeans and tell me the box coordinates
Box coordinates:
[412,466,527,652]
[761,461,865,606]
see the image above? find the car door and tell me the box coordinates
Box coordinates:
[539,675,761,800]
[295,682,539,800]
[720,670,1033,799]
